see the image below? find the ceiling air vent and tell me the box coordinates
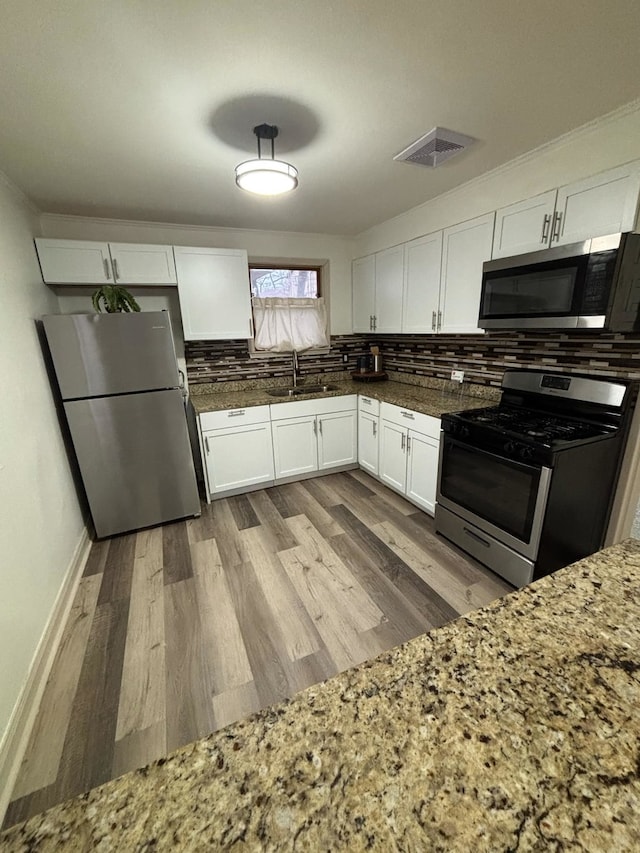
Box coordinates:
[394,127,476,168]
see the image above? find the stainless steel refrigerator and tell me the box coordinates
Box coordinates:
[43,311,201,538]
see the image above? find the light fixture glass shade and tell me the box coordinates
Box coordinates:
[235,158,299,195]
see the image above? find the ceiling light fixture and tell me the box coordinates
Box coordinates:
[235,124,298,196]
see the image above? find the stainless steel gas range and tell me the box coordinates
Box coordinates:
[435,369,636,588]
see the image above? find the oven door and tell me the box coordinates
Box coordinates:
[436,436,552,561]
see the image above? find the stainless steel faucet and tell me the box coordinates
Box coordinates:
[292,350,299,388]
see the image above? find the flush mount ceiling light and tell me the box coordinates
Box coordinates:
[235,123,298,196]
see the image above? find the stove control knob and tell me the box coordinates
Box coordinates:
[519,445,534,461]
[458,425,470,439]
[504,441,515,454]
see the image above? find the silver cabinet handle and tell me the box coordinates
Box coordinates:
[361,397,371,405]
[437,310,442,331]
[552,211,563,242]
[313,417,317,435]
[373,315,377,331]
[432,310,437,331]
[318,418,323,435]
[401,433,406,451]
[228,410,245,417]
[401,411,415,419]
[407,435,411,453]
[369,315,373,331]
[541,213,551,243]
[112,258,120,280]
[204,436,210,453]
[372,420,377,436]
[103,258,111,280]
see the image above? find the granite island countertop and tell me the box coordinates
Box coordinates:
[190,376,497,420]
[2,540,640,851]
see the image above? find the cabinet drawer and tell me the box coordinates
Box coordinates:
[380,401,440,439]
[270,394,357,421]
[358,394,380,416]
[199,405,270,431]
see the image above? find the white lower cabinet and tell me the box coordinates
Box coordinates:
[271,415,318,478]
[358,410,379,475]
[377,402,441,515]
[358,395,380,476]
[271,396,358,480]
[405,429,439,514]
[198,405,274,501]
[379,420,408,492]
[317,410,357,470]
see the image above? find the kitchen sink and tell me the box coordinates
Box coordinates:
[267,384,338,397]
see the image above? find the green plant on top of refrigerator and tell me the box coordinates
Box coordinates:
[91,284,141,313]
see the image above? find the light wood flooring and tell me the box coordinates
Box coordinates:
[5,470,512,828]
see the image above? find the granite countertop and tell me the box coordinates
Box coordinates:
[3,539,640,851]
[190,376,496,420]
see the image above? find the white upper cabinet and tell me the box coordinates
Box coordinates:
[439,213,495,334]
[35,238,177,285]
[352,248,403,333]
[374,246,404,333]
[35,239,113,284]
[109,243,177,284]
[492,191,557,259]
[554,164,640,246]
[492,163,640,258]
[174,246,252,341]
[352,255,376,333]
[402,231,443,333]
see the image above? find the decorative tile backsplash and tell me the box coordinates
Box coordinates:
[185,335,370,385]
[374,332,640,386]
[186,331,640,387]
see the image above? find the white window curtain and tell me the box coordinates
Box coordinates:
[252,297,329,352]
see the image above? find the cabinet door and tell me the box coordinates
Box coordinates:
[492,190,557,258]
[439,213,495,334]
[379,420,407,494]
[203,422,274,494]
[34,238,112,284]
[358,411,379,476]
[374,245,404,333]
[352,255,376,332]
[109,243,177,285]
[554,164,640,246]
[406,430,439,515]
[174,247,252,340]
[318,410,357,470]
[272,415,318,479]
[402,232,443,333]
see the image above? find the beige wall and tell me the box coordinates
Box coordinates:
[355,101,640,256]
[0,176,85,745]
[39,217,356,335]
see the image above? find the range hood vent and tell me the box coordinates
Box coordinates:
[394,126,476,168]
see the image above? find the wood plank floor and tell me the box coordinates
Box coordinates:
[4,471,512,829]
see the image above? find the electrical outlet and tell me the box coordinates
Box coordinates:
[342,354,349,364]
[451,369,464,383]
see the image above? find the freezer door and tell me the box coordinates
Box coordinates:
[43,312,180,399]
[64,389,200,537]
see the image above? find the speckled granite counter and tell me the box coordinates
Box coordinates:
[190,376,497,420]
[3,540,640,851]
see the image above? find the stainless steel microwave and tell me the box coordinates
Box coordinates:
[479,232,640,332]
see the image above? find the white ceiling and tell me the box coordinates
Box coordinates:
[1,0,639,236]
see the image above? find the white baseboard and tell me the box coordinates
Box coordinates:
[0,526,91,823]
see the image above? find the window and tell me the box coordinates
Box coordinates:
[250,266,319,298]
[249,264,328,353]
